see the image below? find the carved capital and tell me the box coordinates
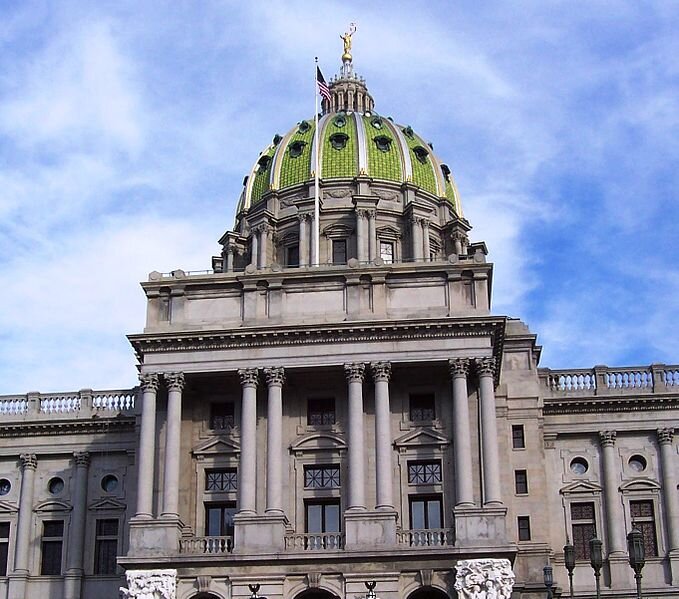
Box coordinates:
[164,372,185,392]
[658,428,675,445]
[264,366,285,387]
[449,358,470,378]
[371,361,392,382]
[225,245,238,256]
[73,451,90,467]
[599,430,617,447]
[238,368,259,388]
[475,357,496,377]
[451,230,469,243]
[344,362,365,383]
[454,559,515,599]
[410,216,425,226]
[297,212,311,223]
[366,209,376,220]
[139,373,160,393]
[120,569,177,599]
[356,208,371,220]
[20,453,37,471]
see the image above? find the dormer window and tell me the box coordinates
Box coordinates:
[329,132,349,150]
[370,117,383,129]
[272,134,282,146]
[413,145,429,163]
[256,155,271,174]
[297,120,311,134]
[289,140,306,158]
[374,135,392,152]
[402,126,414,138]
[441,164,451,180]
[332,114,347,128]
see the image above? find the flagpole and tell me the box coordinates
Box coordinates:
[313,57,320,267]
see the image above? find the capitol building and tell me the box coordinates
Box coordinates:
[0,36,678,599]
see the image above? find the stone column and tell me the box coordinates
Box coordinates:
[356,209,367,263]
[258,225,269,269]
[238,368,259,513]
[264,367,285,514]
[372,361,394,510]
[136,373,159,518]
[599,430,626,554]
[411,216,423,261]
[225,246,235,272]
[476,358,502,506]
[310,214,318,266]
[452,231,464,256]
[161,372,185,519]
[345,363,366,510]
[64,452,90,599]
[658,428,679,551]
[250,228,259,267]
[423,219,431,261]
[13,453,37,573]
[449,359,474,506]
[298,213,309,267]
[368,209,377,262]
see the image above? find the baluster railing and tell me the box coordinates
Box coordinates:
[179,536,233,554]
[284,532,344,551]
[397,528,454,547]
[0,396,28,415]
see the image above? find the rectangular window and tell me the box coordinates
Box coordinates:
[512,425,525,449]
[571,502,596,560]
[631,500,658,557]
[209,402,235,430]
[515,470,528,494]
[40,520,64,575]
[409,496,443,530]
[518,516,531,541]
[205,502,237,537]
[307,398,335,426]
[0,522,9,576]
[287,245,300,268]
[205,468,238,492]
[408,461,442,485]
[332,240,347,265]
[304,465,340,489]
[305,500,341,549]
[94,519,118,576]
[380,241,394,264]
[409,393,436,422]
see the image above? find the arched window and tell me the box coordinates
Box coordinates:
[407,587,451,599]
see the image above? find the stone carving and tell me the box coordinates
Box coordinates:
[658,428,674,445]
[139,373,160,393]
[419,569,434,587]
[454,559,515,599]
[73,451,90,467]
[264,366,285,387]
[449,358,470,378]
[325,188,352,199]
[120,569,177,599]
[164,372,185,392]
[599,430,617,447]
[371,361,392,382]
[307,572,322,588]
[20,453,37,470]
[238,368,259,388]
[372,189,400,202]
[475,357,496,377]
[344,362,366,382]
[297,212,311,222]
[196,575,212,593]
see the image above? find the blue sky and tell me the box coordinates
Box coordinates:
[0,1,677,394]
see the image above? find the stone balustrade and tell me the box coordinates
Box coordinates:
[179,536,233,554]
[397,528,455,547]
[284,532,344,551]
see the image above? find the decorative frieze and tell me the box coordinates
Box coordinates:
[164,372,185,392]
[344,362,366,383]
[139,373,160,392]
[264,366,285,387]
[371,361,391,382]
[19,453,37,470]
[120,569,177,599]
[454,558,515,599]
[449,358,470,378]
[599,430,617,447]
[238,368,259,388]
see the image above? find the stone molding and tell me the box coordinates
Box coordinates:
[449,358,470,378]
[599,430,617,447]
[371,361,391,382]
[164,372,185,392]
[658,427,675,445]
[73,451,90,467]
[20,453,37,470]
[120,569,177,599]
[264,366,285,387]
[454,558,515,599]
[475,357,496,377]
[344,362,366,383]
[139,373,160,393]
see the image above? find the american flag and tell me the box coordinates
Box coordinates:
[316,67,331,102]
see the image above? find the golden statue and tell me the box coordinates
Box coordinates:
[340,22,357,62]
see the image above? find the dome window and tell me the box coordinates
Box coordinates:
[402,126,414,139]
[297,120,311,134]
[370,117,383,129]
[329,132,349,150]
[441,164,452,180]
[272,134,282,146]
[373,135,393,152]
[413,145,429,163]
[256,155,272,174]
[288,140,307,158]
[333,115,347,128]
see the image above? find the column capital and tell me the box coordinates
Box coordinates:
[475,357,496,377]
[20,453,37,471]
[449,358,470,378]
[410,215,425,226]
[356,208,371,220]
[164,372,185,392]
[238,368,259,388]
[344,362,366,383]
[599,430,617,447]
[371,361,392,382]
[658,428,675,445]
[139,373,160,392]
[297,212,311,222]
[264,366,285,387]
[73,452,90,467]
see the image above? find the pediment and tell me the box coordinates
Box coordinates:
[394,428,449,450]
[0,499,18,514]
[89,497,126,511]
[620,478,661,492]
[290,432,347,455]
[193,436,241,457]
[376,225,402,240]
[34,499,72,513]
[322,223,353,237]
[560,480,602,496]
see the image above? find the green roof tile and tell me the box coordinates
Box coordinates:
[404,133,437,195]
[250,146,277,204]
[363,115,401,183]
[322,115,357,179]
[279,120,316,189]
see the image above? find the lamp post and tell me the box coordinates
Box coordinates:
[249,584,267,599]
[543,565,554,599]
[564,542,576,599]
[364,581,377,599]
[627,528,645,599]
[589,537,603,599]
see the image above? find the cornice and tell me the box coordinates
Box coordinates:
[0,418,136,438]
[544,394,679,415]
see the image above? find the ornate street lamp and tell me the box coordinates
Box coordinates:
[627,528,646,599]
[249,584,267,599]
[589,537,603,599]
[364,581,377,599]
[543,565,554,599]
[563,542,576,599]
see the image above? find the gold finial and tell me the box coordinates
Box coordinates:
[340,22,357,62]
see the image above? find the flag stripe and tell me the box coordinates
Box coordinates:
[316,66,331,102]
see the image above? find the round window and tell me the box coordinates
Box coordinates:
[101,474,119,493]
[570,457,589,475]
[48,477,64,495]
[0,479,11,495]
[629,455,647,472]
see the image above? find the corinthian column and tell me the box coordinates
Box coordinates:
[13,454,37,574]
[411,217,423,261]
[356,209,368,263]
[345,363,366,510]
[238,368,259,513]
[367,209,377,262]
[372,361,394,510]
[161,372,185,518]
[298,213,310,267]
[599,431,626,554]
[476,358,502,506]
[136,373,159,518]
[250,228,259,268]
[449,359,474,506]
[264,367,285,514]
[64,452,90,599]
[658,428,679,551]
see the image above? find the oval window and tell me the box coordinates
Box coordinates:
[570,457,589,475]
[413,145,429,163]
[628,455,647,472]
[333,114,347,128]
[374,135,392,152]
[48,477,65,495]
[297,120,311,134]
[329,132,349,150]
[288,140,307,158]
[371,117,383,129]
[0,479,11,495]
[101,474,119,493]
[256,155,271,174]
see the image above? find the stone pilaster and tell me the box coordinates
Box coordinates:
[345,363,366,510]
[449,358,474,506]
[136,373,159,518]
[367,209,377,262]
[476,358,502,506]
[356,209,368,263]
[423,219,431,261]
[264,367,285,514]
[298,213,310,267]
[161,372,185,519]
[411,216,424,261]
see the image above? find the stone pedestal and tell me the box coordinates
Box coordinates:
[453,505,507,546]
[669,550,679,585]
[344,509,397,549]
[127,517,183,556]
[607,554,634,590]
[233,513,288,553]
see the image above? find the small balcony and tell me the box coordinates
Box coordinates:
[284,532,344,551]
[397,528,455,547]
[179,535,233,554]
